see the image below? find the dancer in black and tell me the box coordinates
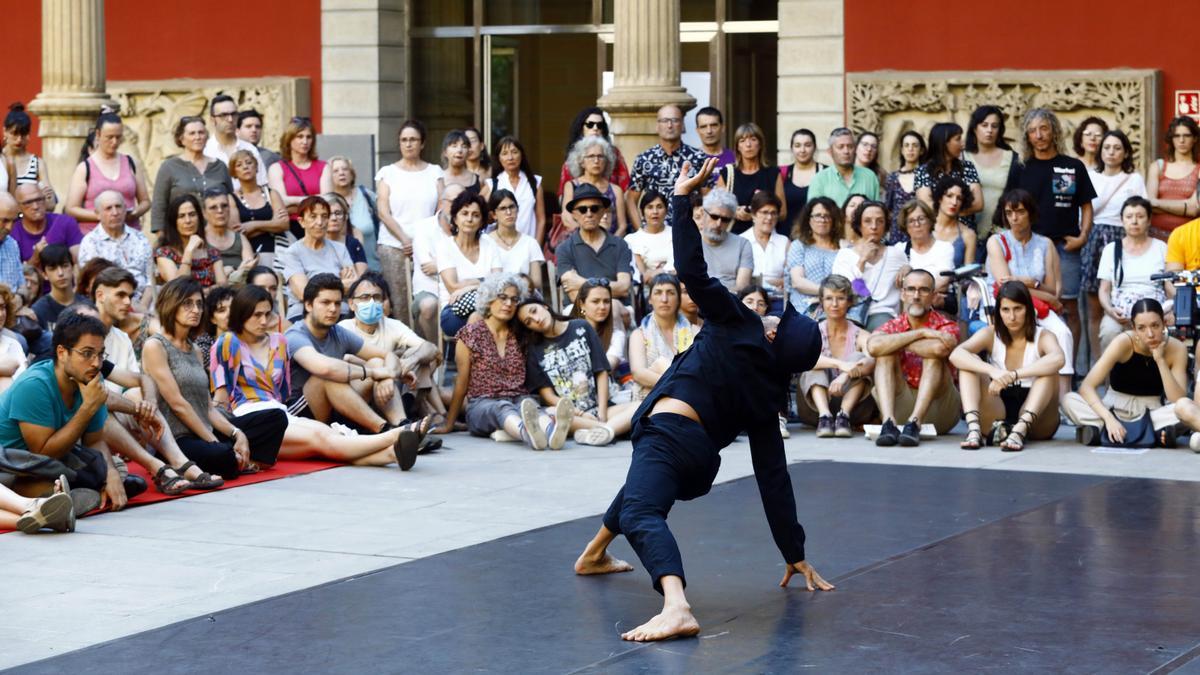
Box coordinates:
[574,158,834,642]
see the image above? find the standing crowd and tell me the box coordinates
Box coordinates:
[2,95,1199,534]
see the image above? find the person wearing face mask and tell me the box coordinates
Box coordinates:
[573,157,832,644]
[339,272,446,429]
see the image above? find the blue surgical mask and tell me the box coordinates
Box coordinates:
[355,300,383,325]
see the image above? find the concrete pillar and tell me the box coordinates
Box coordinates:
[775,0,845,165]
[27,0,117,196]
[321,0,409,174]
[599,0,697,159]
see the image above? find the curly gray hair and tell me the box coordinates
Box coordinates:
[702,188,737,214]
[1019,108,1066,161]
[566,135,615,179]
[476,272,529,318]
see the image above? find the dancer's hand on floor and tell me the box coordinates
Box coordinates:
[780,560,835,591]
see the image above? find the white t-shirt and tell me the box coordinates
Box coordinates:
[204,136,267,186]
[104,326,139,394]
[831,245,908,317]
[411,214,452,298]
[338,316,424,353]
[436,235,501,307]
[1097,238,1167,300]
[0,333,27,381]
[898,239,955,279]
[375,163,444,248]
[625,227,675,281]
[492,172,542,238]
[1089,169,1148,227]
[740,229,789,285]
[489,231,544,276]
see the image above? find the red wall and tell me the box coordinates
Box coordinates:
[845,0,1199,140]
[1,1,322,155]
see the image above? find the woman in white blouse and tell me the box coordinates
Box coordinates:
[894,200,955,309]
[437,192,501,337]
[831,200,909,329]
[487,189,544,290]
[1096,196,1172,352]
[625,190,673,282]
[490,136,545,244]
[738,191,789,312]
[376,120,443,323]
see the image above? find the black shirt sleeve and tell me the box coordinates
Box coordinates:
[671,194,740,325]
[746,422,807,564]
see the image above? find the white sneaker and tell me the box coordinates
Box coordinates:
[549,398,574,450]
[1190,432,1200,454]
[778,414,791,439]
[520,398,548,450]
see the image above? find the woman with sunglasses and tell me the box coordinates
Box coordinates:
[558,108,631,201]
[151,116,235,233]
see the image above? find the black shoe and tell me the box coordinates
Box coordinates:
[122,474,148,500]
[876,419,900,447]
[833,411,852,438]
[815,415,834,438]
[1075,425,1101,447]
[898,420,921,447]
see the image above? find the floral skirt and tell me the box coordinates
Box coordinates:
[1081,223,1125,295]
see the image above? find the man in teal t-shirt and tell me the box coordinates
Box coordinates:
[806,127,880,206]
[0,313,120,505]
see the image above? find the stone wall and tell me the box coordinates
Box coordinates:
[846,69,1161,174]
[776,0,845,165]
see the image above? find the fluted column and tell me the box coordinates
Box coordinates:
[28,0,116,196]
[599,0,696,158]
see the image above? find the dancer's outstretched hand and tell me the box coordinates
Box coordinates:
[673,156,718,196]
[780,560,836,591]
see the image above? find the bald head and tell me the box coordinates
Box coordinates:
[656,105,684,143]
[14,184,47,222]
[0,192,17,239]
[95,189,128,232]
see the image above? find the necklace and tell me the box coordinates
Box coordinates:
[494,229,520,248]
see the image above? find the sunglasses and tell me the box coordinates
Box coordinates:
[584,120,606,130]
[705,210,734,225]
[574,204,605,215]
[586,277,611,288]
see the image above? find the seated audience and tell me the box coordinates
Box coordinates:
[438,191,501,337]
[867,269,961,446]
[0,478,74,534]
[339,272,446,423]
[842,193,868,242]
[211,284,419,469]
[1063,299,1190,448]
[883,130,927,244]
[914,122,984,229]
[4,103,57,206]
[64,110,150,233]
[737,284,794,437]
[739,191,789,310]
[931,175,978,268]
[435,273,561,450]
[1097,196,1172,352]
[280,196,357,321]
[195,285,234,377]
[625,190,674,282]
[328,155,381,270]
[628,274,696,403]
[832,200,909,329]
[679,281,701,327]
[78,190,152,303]
[895,200,955,304]
[286,273,430,439]
[785,196,841,315]
[807,128,880,204]
[439,130,488,198]
[0,284,28,392]
[246,265,291,332]
[155,194,227,288]
[31,244,84,341]
[695,188,752,292]
[411,184,460,341]
[491,136,545,242]
[716,122,786,233]
[0,193,24,294]
[562,135,627,236]
[13,183,82,264]
[143,278,287,477]
[488,189,544,290]
[569,278,627,372]
[797,275,877,436]
[230,149,289,270]
[203,188,256,281]
[1164,185,1200,272]
[555,183,634,302]
[204,95,267,186]
[951,281,1064,451]
[322,192,369,276]
[236,108,281,171]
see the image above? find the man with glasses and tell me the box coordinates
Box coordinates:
[807,128,880,206]
[12,183,82,264]
[697,188,753,292]
[628,104,712,225]
[0,192,25,294]
[555,183,633,304]
[866,268,961,447]
[236,108,281,172]
[205,94,267,186]
[694,106,735,173]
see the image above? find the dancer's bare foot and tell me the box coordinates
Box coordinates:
[574,551,634,575]
[621,604,700,642]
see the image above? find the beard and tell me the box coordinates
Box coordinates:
[703,228,728,244]
[906,302,927,318]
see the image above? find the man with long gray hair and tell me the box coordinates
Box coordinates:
[697,188,752,292]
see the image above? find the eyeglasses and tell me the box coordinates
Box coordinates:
[182,299,204,310]
[495,204,517,213]
[495,293,519,305]
[906,216,930,225]
[71,348,107,362]
[352,293,384,303]
[705,210,734,225]
[212,112,237,120]
[809,213,832,221]
[584,121,605,130]
[903,286,933,295]
[657,118,682,125]
[574,204,605,215]
[583,154,606,162]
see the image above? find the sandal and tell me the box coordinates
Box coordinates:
[153,465,191,496]
[960,411,984,450]
[1001,411,1036,452]
[175,461,225,490]
[989,420,1009,447]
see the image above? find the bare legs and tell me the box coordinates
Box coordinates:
[959,371,1060,445]
[574,525,635,575]
[1085,293,1103,365]
[809,381,868,418]
[277,417,404,466]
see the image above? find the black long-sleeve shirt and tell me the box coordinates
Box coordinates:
[631,194,811,564]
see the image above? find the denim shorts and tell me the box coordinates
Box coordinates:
[1055,240,1081,301]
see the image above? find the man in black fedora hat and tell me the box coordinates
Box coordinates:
[554,182,633,304]
[573,157,834,642]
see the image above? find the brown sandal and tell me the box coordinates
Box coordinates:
[175,461,224,490]
[153,465,190,496]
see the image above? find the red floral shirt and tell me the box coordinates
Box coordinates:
[457,320,527,399]
[876,311,959,389]
[155,245,223,287]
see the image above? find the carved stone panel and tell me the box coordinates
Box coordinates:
[106,77,311,191]
[846,70,1160,174]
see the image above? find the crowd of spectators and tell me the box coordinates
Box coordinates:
[3,93,1200,536]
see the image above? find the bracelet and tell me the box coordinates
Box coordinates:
[362,364,369,380]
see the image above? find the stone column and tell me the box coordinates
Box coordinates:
[776,0,845,165]
[599,0,697,159]
[28,0,117,196]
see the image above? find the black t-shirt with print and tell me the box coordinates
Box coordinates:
[1017,154,1097,240]
[525,319,609,413]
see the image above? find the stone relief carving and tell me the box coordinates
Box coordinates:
[106,77,311,191]
[847,70,1160,174]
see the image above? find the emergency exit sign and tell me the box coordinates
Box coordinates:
[1179,91,1200,121]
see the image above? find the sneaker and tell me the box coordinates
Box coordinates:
[876,419,900,447]
[519,398,548,450]
[778,414,791,439]
[549,398,574,450]
[69,488,101,518]
[1075,425,1101,447]
[16,491,74,534]
[815,415,834,438]
[574,426,615,446]
[1190,433,1200,454]
[898,420,921,447]
[833,411,852,438]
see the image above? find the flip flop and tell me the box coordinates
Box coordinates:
[394,429,419,471]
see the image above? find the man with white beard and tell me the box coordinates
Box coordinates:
[697,189,752,292]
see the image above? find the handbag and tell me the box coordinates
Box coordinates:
[1099,408,1156,448]
[449,289,479,318]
